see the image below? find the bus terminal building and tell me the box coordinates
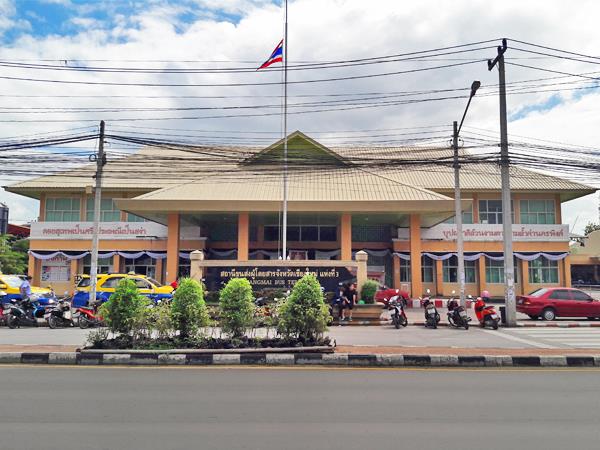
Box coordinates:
[6,131,595,297]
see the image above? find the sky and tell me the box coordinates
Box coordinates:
[0,0,599,232]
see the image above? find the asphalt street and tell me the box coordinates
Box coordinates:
[3,322,600,349]
[0,366,599,450]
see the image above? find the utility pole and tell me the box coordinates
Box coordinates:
[453,121,466,307]
[89,120,106,306]
[488,39,516,327]
[281,0,289,261]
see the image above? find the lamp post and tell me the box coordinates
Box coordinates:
[453,81,480,307]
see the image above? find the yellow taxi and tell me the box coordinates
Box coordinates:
[72,273,174,307]
[0,272,55,305]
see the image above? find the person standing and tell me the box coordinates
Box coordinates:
[344,283,357,321]
[19,275,33,301]
[333,283,346,324]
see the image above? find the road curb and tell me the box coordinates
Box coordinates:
[1,351,599,367]
[516,322,600,327]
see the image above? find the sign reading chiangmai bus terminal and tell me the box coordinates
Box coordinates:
[203,266,354,292]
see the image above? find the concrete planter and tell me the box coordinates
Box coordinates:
[351,304,384,320]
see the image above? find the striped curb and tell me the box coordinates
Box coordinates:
[1,351,599,367]
[516,322,600,327]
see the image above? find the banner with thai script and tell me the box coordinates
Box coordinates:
[397,224,569,242]
[31,221,168,240]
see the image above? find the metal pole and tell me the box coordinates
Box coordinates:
[453,121,466,307]
[282,0,288,260]
[89,121,105,306]
[488,39,516,326]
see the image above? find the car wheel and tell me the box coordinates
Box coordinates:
[528,315,539,320]
[542,308,556,321]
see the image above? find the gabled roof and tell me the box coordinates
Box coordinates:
[243,130,348,167]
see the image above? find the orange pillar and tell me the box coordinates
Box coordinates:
[166,213,180,283]
[70,259,78,291]
[563,256,571,287]
[113,254,121,274]
[409,214,422,297]
[520,259,531,295]
[28,254,36,279]
[238,212,250,261]
[555,194,562,224]
[435,259,443,296]
[341,213,352,261]
[478,255,487,295]
[155,259,164,284]
[39,193,46,221]
[393,255,400,288]
[472,194,479,223]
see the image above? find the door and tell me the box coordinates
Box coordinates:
[547,289,574,316]
[97,276,125,302]
[570,289,598,318]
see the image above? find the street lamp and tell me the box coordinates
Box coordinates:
[453,80,480,308]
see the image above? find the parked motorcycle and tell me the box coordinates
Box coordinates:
[46,297,74,329]
[422,295,440,329]
[0,291,7,326]
[5,298,46,328]
[388,295,408,329]
[77,301,104,328]
[475,296,500,329]
[447,291,470,330]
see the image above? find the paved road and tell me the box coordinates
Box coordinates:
[0,366,599,450]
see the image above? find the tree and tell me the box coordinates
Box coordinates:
[0,234,29,274]
[219,278,255,338]
[277,274,330,342]
[171,278,209,340]
[99,278,150,337]
[584,222,600,236]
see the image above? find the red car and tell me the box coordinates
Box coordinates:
[375,288,410,307]
[517,287,600,321]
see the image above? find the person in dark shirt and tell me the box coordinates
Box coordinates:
[332,284,346,323]
[344,283,357,321]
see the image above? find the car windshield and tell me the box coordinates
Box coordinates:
[1,275,24,288]
[147,278,161,287]
[77,278,91,288]
[529,288,549,297]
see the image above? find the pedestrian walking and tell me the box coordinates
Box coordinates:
[344,282,357,321]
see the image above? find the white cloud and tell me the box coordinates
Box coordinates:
[0,0,598,232]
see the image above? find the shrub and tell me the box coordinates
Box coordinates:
[171,278,210,339]
[99,278,150,336]
[361,280,379,304]
[151,301,175,340]
[277,274,330,341]
[219,278,255,338]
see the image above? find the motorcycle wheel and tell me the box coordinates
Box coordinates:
[48,315,60,329]
[400,316,408,327]
[464,322,469,330]
[493,321,499,330]
[78,315,90,329]
[7,315,18,329]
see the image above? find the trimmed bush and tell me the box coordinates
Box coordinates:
[171,278,210,339]
[219,278,255,338]
[277,274,330,341]
[360,279,379,304]
[99,278,150,336]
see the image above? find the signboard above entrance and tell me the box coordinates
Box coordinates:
[397,224,569,242]
[203,266,355,292]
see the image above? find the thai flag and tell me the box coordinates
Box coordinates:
[257,39,284,70]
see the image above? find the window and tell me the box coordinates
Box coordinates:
[520,200,556,224]
[479,200,513,224]
[45,197,80,222]
[485,258,519,284]
[86,198,121,222]
[443,256,476,283]
[100,277,124,289]
[443,205,474,224]
[264,224,337,242]
[127,213,147,222]
[572,290,592,301]
[82,255,114,275]
[399,258,410,282]
[124,256,157,279]
[132,278,152,290]
[528,256,559,284]
[421,255,434,283]
[549,289,570,300]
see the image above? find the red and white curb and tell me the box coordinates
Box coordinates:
[516,322,600,328]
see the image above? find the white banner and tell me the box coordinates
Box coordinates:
[397,224,569,242]
[31,221,169,240]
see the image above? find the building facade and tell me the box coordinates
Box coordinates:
[5,132,595,297]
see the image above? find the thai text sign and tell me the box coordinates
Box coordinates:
[397,224,569,242]
[31,221,168,240]
[203,266,354,292]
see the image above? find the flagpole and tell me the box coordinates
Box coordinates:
[282,0,289,260]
